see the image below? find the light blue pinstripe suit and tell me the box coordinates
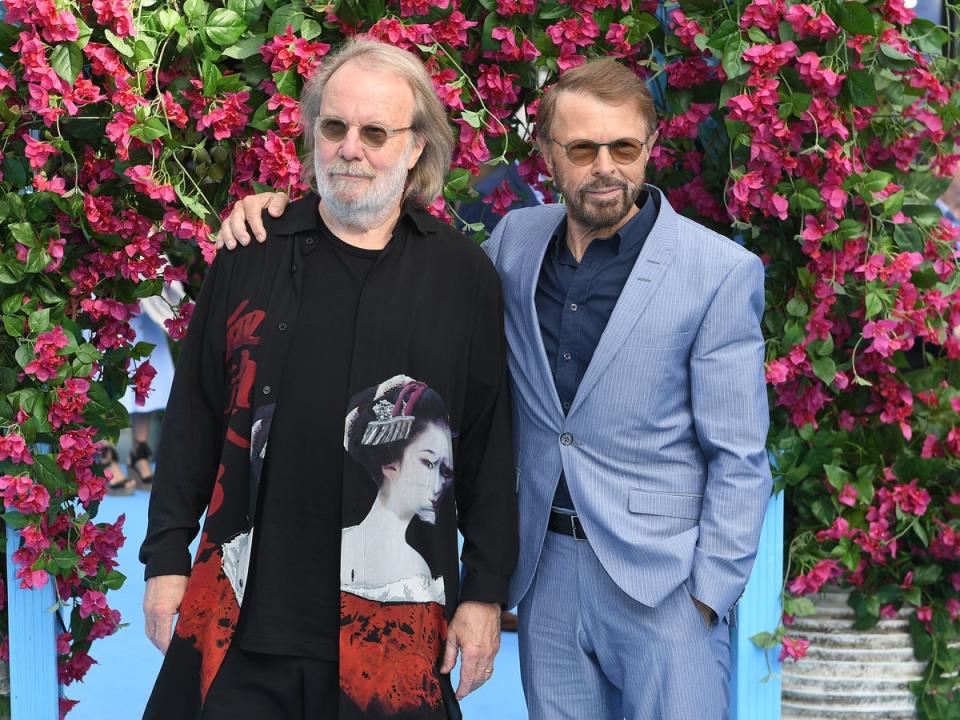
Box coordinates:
[482,185,772,719]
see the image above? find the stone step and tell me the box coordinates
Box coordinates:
[784,672,917,693]
[784,657,925,678]
[800,645,917,663]
[785,630,915,650]
[789,616,911,633]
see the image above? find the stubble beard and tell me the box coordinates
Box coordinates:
[314,145,412,229]
[555,167,644,232]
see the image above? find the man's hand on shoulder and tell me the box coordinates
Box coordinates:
[215,192,291,250]
[144,574,190,654]
[440,600,501,700]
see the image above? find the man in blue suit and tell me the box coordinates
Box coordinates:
[218,58,772,720]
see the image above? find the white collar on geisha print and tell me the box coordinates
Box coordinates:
[342,574,446,605]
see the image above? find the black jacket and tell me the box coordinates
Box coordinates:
[140,195,518,719]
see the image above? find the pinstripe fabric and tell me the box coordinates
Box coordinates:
[518,531,731,720]
[482,183,772,627]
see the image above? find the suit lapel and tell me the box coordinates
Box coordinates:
[567,192,679,417]
[519,214,566,418]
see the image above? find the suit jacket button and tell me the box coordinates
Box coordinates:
[262,385,271,395]
[560,432,573,446]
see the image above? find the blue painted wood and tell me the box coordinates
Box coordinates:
[5,524,59,720]
[731,491,783,720]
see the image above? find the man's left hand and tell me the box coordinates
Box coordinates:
[440,601,501,700]
[691,595,717,628]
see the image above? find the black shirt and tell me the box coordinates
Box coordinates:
[236,208,380,660]
[536,190,659,509]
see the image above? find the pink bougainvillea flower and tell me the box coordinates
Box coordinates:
[131,361,157,406]
[23,326,70,381]
[779,635,809,663]
[0,433,33,465]
[23,134,58,169]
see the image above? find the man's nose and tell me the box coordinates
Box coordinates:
[590,145,617,176]
[338,126,365,161]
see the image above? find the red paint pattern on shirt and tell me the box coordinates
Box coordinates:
[340,592,447,714]
[174,534,240,703]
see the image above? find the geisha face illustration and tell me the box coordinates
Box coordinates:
[341,374,454,601]
[380,421,453,526]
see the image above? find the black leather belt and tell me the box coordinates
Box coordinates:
[548,511,588,541]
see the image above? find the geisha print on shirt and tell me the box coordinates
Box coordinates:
[340,374,455,718]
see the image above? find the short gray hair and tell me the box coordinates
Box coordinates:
[300,38,454,205]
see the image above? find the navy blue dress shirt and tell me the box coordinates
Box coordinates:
[536,190,660,510]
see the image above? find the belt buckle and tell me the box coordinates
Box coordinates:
[570,514,584,541]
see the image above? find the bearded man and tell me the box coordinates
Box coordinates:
[220,59,772,720]
[140,38,517,720]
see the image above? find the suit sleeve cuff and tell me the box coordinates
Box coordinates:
[459,570,511,608]
[687,550,747,622]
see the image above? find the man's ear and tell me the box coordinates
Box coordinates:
[407,134,427,171]
[537,138,554,178]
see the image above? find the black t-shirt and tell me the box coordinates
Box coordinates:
[236,207,380,660]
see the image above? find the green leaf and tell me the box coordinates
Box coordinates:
[1,511,30,529]
[75,343,100,364]
[300,18,323,40]
[28,308,50,334]
[183,0,209,21]
[49,42,83,84]
[461,109,485,129]
[267,2,303,36]
[8,222,36,247]
[844,68,878,107]
[704,19,738,52]
[824,464,851,491]
[222,35,266,59]
[156,8,180,32]
[226,0,263,24]
[102,569,127,591]
[786,297,808,317]
[33,454,67,491]
[129,117,168,142]
[865,291,883,319]
[749,631,776,649]
[14,343,33,370]
[273,69,298,97]
[837,3,875,36]
[3,316,23,338]
[104,29,133,57]
[721,35,749,80]
[205,8,245,46]
[132,278,164,299]
[785,596,817,617]
[812,356,837,385]
[202,60,223,97]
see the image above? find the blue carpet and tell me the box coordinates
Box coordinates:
[66,491,528,720]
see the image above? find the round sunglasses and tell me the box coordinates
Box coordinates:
[549,137,650,166]
[316,117,413,150]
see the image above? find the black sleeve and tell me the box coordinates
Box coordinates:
[454,259,518,607]
[139,253,231,580]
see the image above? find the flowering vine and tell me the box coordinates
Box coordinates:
[0,0,957,716]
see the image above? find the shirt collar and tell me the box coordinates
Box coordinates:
[268,192,434,236]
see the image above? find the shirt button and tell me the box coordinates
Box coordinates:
[562,402,571,411]
[291,264,298,273]
[262,385,271,395]
[305,236,315,245]
[278,322,287,331]
[570,303,578,312]
[563,352,572,361]
[560,432,574,446]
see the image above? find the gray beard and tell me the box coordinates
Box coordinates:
[314,149,411,229]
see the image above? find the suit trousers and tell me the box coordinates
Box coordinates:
[199,646,338,720]
[518,530,731,720]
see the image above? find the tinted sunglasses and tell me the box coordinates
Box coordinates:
[316,117,413,149]
[550,137,649,165]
